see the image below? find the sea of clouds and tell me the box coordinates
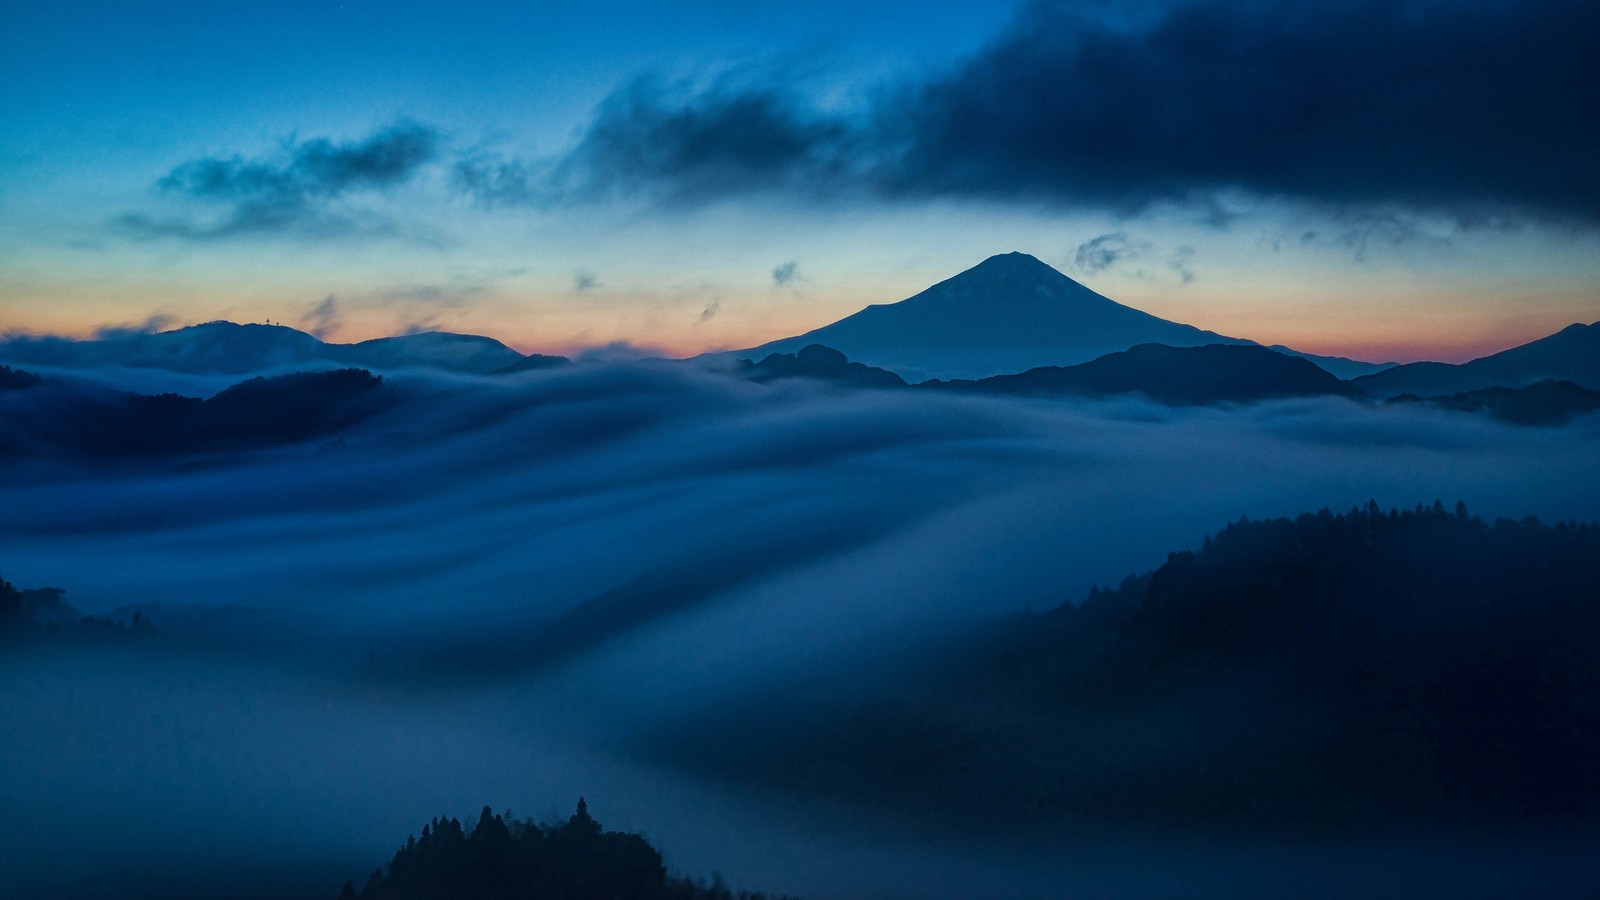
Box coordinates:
[4,361,1598,898]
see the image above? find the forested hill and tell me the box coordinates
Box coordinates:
[0,575,151,641]
[661,503,1600,831]
[0,366,395,458]
[344,799,795,900]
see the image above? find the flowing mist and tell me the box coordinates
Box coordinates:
[4,362,1599,899]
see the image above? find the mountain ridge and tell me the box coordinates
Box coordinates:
[1352,321,1600,397]
[6,258,1587,386]
[924,342,1361,405]
[0,364,397,459]
[0,321,534,376]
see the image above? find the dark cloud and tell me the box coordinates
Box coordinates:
[497,0,1598,224]
[552,76,854,206]
[117,1,1598,230]
[885,0,1600,220]
[771,261,799,285]
[160,122,437,201]
[700,298,722,321]
[457,76,854,208]
[573,270,599,293]
[118,122,441,240]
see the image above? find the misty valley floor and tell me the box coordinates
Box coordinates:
[4,362,1600,898]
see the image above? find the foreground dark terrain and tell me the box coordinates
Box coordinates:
[344,801,792,900]
[659,504,1600,832]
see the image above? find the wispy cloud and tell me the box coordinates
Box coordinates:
[116,122,441,241]
[452,152,542,208]
[1071,233,1146,275]
[1167,246,1197,284]
[301,295,340,340]
[91,314,177,340]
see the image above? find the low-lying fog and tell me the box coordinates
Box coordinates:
[5,362,1598,898]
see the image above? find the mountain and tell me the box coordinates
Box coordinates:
[0,322,325,374]
[740,344,907,388]
[491,353,573,376]
[924,343,1359,405]
[1266,345,1397,381]
[0,322,528,376]
[1351,322,1600,398]
[1387,380,1600,426]
[722,253,1390,381]
[0,365,396,459]
[332,331,526,374]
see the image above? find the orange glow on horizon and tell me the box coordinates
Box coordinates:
[2,273,1594,367]
[2,307,1587,367]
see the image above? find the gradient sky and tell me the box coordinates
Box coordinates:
[3,0,1597,362]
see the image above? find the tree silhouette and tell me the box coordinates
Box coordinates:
[0,574,151,641]
[673,502,1600,831]
[345,799,792,900]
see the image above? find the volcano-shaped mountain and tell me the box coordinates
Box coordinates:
[724,253,1386,381]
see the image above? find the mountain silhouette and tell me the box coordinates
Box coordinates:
[923,342,1359,405]
[724,253,1388,381]
[663,504,1600,832]
[0,322,324,373]
[332,331,527,374]
[1387,379,1600,425]
[0,321,529,376]
[0,366,396,459]
[491,353,573,376]
[1351,321,1600,397]
[741,344,907,388]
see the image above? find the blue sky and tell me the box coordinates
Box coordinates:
[3,0,1597,361]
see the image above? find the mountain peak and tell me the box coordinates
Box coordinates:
[959,252,1066,283]
[179,320,308,333]
[977,250,1047,266]
[901,252,1134,321]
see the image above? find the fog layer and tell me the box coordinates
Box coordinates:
[4,362,1598,898]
